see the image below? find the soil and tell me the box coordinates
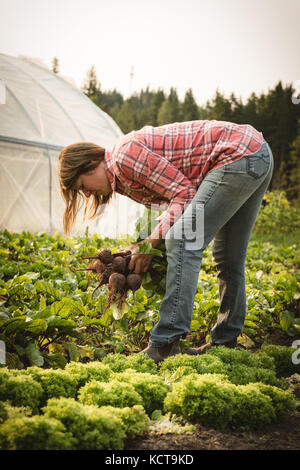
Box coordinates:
[260,328,300,349]
[125,329,300,451]
[125,412,300,451]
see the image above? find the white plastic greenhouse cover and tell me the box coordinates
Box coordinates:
[0,53,144,237]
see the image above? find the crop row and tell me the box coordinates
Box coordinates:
[0,345,299,449]
[1,227,299,369]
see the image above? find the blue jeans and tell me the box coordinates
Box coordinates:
[150,141,274,347]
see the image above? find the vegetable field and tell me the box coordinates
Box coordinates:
[0,190,300,450]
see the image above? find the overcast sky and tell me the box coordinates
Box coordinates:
[0,0,299,105]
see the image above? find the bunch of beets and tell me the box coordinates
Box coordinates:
[77,249,142,311]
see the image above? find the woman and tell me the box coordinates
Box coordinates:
[58,120,274,364]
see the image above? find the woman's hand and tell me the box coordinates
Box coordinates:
[126,243,153,274]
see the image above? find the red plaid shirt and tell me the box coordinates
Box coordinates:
[104,120,264,238]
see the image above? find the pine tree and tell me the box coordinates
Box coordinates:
[133,87,155,128]
[100,89,123,116]
[242,92,260,129]
[286,118,300,202]
[115,99,137,134]
[181,88,199,121]
[229,92,244,123]
[205,89,232,121]
[260,82,299,190]
[82,65,101,98]
[148,89,166,126]
[157,88,181,125]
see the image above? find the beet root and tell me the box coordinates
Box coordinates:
[92,266,114,297]
[78,249,143,309]
[108,256,127,274]
[126,273,142,301]
[82,249,114,265]
[108,272,127,292]
[103,273,128,312]
[98,250,114,265]
[75,259,106,274]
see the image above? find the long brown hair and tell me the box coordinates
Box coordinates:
[58,142,113,235]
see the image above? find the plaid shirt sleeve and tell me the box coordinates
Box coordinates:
[113,138,198,238]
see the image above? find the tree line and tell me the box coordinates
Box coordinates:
[53,60,300,203]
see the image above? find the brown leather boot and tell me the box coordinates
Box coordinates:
[183,338,237,356]
[140,337,181,364]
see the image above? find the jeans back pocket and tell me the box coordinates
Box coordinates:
[246,143,271,179]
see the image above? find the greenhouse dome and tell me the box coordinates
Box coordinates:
[0,53,144,237]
